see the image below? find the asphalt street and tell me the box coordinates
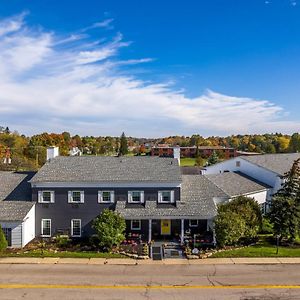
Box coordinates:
[0,263,300,299]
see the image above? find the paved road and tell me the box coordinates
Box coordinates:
[0,263,300,299]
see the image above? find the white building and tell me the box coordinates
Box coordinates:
[203,153,300,204]
[0,172,36,248]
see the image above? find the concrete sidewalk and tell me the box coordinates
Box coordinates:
[1,257,300,265]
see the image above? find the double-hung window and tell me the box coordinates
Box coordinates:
[38,191,55,203]
[68,191,84,203]
[71,219,81,237]
[41,219,51,237]
[98,191,115,203]
[158,191,175,203]
[128,191,144,204]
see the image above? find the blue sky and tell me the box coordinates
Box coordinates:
[0,0,300,137]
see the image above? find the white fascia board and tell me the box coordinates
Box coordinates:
[32,182,182,188]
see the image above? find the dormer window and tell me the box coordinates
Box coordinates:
[128,191,144,204]
[158,191,175,203]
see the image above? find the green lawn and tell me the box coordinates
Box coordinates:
[0,250,125,259]
[180,157,197,166]
[211,235,300,258]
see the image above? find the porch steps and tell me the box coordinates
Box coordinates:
[151,246,163,260]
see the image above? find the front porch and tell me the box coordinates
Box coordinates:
[124,218,215,245]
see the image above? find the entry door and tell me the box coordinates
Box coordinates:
[161,219,171,235]
[2,228,12,246]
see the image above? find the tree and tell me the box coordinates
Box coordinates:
[269,159,300,241]
[92,209,126,251]
[269,196,300,241]
[214,196,262,247]
[289,133,300,153]
[215,211,246,247]
[207,151,219,166]
[276,158,300,200]
[0,225,8,251]
[118,132,128,156]
[195,156,205,167]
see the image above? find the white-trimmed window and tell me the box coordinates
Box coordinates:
[189,220,199,227]
[41,219,51,237]
[128,191,144,203]
[38,191,55,203]
[131,220,141,230]
[98,191,115,203]
[158,191,175,203]
[71,219,81,237]
[68,191,84,203]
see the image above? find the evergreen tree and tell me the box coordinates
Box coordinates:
[0,225,8,252]
[276,158,300,201]
[269,158,300,241]
[207,150,219,166]
[118,132,128,156]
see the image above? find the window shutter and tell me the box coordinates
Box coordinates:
[98,191,103,203]
[80,191,84,203]
[140,191,145,203]
[50,191,55,203]
[110,191,115,203]
[38,191,42,203]
[68,191,72,203]
[158,191,162,203]
[170,191,175,203]
[128,191,132,203]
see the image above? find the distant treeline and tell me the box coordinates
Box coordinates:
[0,125,299,171]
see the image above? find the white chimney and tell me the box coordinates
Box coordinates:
[173,146,181,165]
[47,146,59,161]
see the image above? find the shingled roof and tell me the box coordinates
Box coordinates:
[205,172,269,197]
[0,172,35,221]
[31,156,181,183]
[116,175,228,219]
[0,201,34,221]
[0,172,34,201]
[241,153,300,176]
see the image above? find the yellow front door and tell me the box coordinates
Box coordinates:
[161,219,171,235]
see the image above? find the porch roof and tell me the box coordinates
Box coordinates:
[115,175,228,219]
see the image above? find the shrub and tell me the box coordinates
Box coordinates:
[55,235,71,248]
[215,211,246,247]
[93,209,126,251]
[0,225,8,251]
[215,196,262,247]
[260,217,274,234]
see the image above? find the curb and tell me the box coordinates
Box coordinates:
[1,257,300,265]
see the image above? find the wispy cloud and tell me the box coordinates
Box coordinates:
[0,12,299,137]
[81,18,114,32]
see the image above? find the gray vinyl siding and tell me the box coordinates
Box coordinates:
[0,221,22,248]
[33,187,180,237]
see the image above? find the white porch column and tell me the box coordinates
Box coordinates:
[180,219,184,244]
[148,219,152,243]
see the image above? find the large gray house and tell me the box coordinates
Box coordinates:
[28,155,268,245]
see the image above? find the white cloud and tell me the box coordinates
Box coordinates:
[0,13,299,137]
[81,18,114,32]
